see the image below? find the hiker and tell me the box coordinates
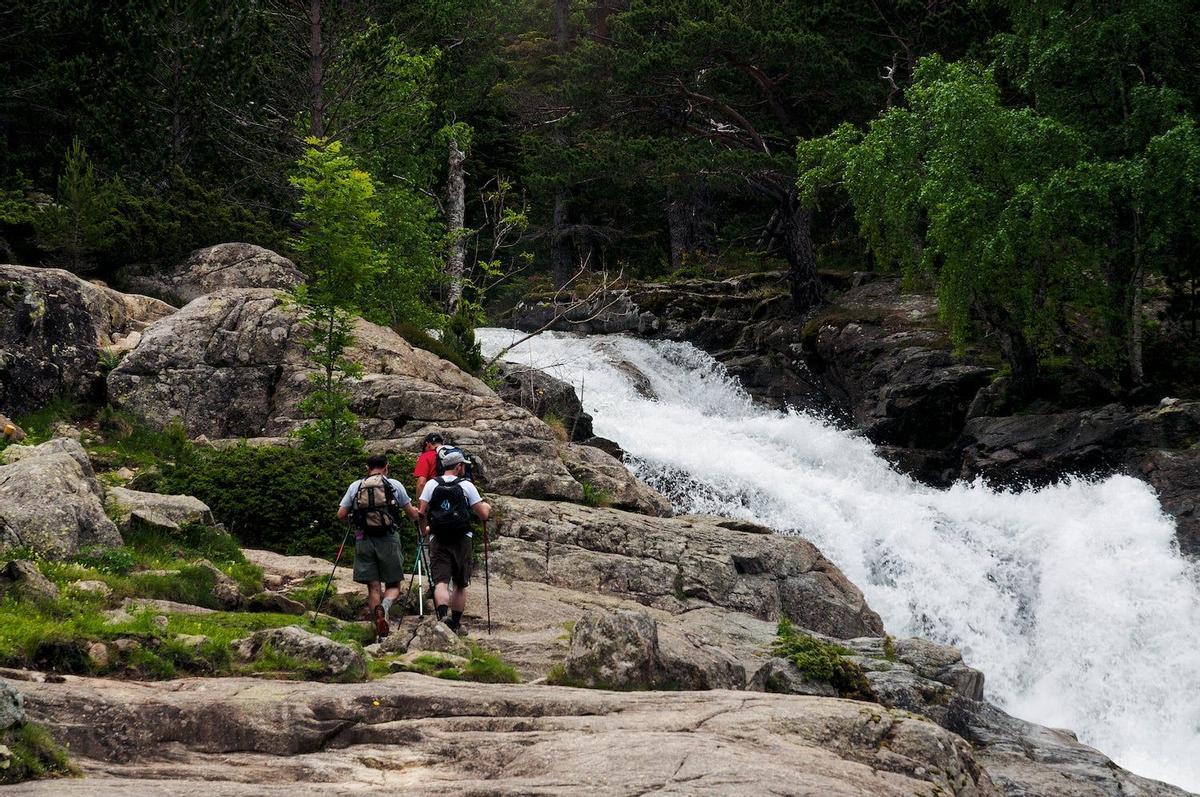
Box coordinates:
[418,446,490,634]
[413,432,445,496]
[337,453,420,638]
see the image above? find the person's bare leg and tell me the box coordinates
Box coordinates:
[449,586,467,612]
[366,581,382,614]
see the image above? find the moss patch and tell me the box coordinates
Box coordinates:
[773,619,873,700]
[385,642,519,684]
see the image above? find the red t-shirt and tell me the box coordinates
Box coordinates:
[414,449,439,480]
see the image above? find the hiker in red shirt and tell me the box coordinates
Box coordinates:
[414,432,444,496]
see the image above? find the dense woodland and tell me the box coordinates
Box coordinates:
[3,0,1200,402]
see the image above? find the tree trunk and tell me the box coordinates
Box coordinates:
[666,181,715,271]
[445,138,467,314]
[307,0,325,139]
[780,196,821,314]
[551,189,574,287]
[1129,212,1145,385]
[554,0,571,51]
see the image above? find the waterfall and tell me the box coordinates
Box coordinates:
[479,328,1200,791]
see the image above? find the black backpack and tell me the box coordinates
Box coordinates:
[427,476,473,540]
[352,474,400,535]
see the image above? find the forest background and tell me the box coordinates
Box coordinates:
[3,0,1200,402]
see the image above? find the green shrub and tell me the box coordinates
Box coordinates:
[580,482,611,508]
[89,409,192,471]
[391,320,475,373]
[0,722,77,784]
[151,444,416,558]
[72,545,136,576]
[771,619,873,700]
[11,397,88,445]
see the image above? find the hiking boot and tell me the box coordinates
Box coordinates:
[373,605,390,639]
[445,618,468,638]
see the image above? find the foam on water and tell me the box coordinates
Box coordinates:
[479,328,1200,791]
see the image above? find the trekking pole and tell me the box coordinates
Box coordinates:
[483,519,492,635]
[312,526,352,624]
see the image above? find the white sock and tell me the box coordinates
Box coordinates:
[381,597,394,615]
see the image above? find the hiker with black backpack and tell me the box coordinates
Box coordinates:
[418,446,490,635]
[337,454,420,639]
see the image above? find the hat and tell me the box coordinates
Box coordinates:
[439,446,467,468]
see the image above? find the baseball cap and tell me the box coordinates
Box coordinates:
[439,446,467,467]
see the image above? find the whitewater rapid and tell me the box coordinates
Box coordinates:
[479,328,1200,791]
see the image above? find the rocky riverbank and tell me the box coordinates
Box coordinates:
[1,247,1194,795]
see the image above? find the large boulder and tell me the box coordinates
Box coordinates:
[490,496,883,639]
[0,438,121,559]
[0,265,173,415]
[105,486,214,532]
[563,609,660,688]
[120,243,303,305]
[494,360,594,440]
[232,625,364,680]
[107,288,604,503]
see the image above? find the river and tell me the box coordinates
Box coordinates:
[478,328,1200,791]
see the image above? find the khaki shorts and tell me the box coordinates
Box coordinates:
[353,532,404,584]
[429,535,473,588]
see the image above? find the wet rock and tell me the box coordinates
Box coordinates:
[0,264,173,415]
[175,635,208,649]
[494,361,594,441]
[0,437,121,559]
[960,400,1200,488]
[0,560,60,603]
[1141,448,1200,556]
[232,625,365,679]
[119,242,303,305]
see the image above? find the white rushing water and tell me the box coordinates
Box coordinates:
[479,328,1200,791]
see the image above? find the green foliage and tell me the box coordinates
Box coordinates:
[107,171,286,267]
[72,546,136,576]
[580,482,612,508]
[391,321,475,373]
[32,138,118,273]
[290,139,386,451]
[0,722,77,785]
[441,309,484,374]
[11,397,88,445]
[151,443,415,558]
[387,641,519,683]
[89,408,193,471]
[771,619,872,700]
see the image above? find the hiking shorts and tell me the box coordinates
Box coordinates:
[429,535,473,588]
[353,532,404,584]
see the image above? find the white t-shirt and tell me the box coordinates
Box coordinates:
[339,477,412,509]
[419,475,483,507]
